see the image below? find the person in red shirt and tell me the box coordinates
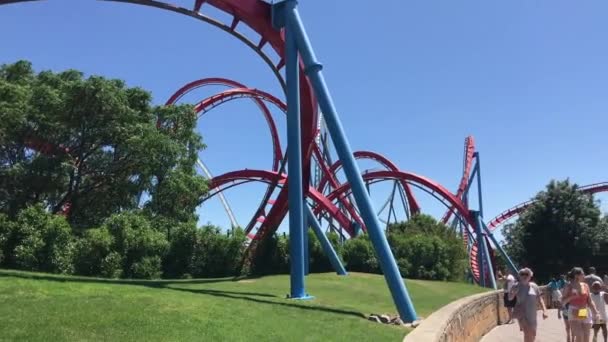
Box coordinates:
[563,267,601,342]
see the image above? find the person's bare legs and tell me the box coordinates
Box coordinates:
[572,320,586,342]
[523,325,537,342]
[583,323,592,342]
[601,323,607,342]
[565,319,572,342]
[594,325,600,342]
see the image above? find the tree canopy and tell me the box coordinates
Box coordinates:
[503,179,608,281]
[0,60,207,228]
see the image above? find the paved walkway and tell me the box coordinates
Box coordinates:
[481,309,566,341]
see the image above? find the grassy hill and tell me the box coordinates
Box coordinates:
[0,270,485,341]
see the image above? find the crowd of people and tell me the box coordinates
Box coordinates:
[497,267,608,342]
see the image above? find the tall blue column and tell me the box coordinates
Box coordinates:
[281,1,417,322]
[306,206,347,275]
[304,211,310,275]
[472,210,496,289]
[474,153,484,217]
[284,0,307,299]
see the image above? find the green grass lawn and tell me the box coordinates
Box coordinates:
[0,269,485,341]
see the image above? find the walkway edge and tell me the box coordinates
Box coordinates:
[404,290,506,342]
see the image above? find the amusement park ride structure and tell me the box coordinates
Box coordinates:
[6,0,608,323]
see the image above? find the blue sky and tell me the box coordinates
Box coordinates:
[1,0,606,239]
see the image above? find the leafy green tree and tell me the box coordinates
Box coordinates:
[0,60,207,230]
[503,179,607,281]
[388,214,456,238]
[0,213,13,264]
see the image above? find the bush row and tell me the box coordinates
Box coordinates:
[0,207,466,281]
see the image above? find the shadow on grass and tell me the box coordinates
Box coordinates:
[166,286,366,319]
[0,269,364,319]
[0,269,252,287]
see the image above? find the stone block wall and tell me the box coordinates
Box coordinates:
[404,286,549,342]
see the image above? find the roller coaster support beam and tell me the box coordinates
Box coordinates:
[472,210,497,289]
[481,220,518,276]
[474,152,484,217]
[274,0,418,322]
[306,206,347,275]
[280,0,309,299]
[304,213,310,275]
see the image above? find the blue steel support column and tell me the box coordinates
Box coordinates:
[284,1,307,299]
[305,205,347,275]
[473,210,497,289]
[482,221,518,275]
[472,210,486,287]
[304,212,310,275]
[474,153,484,217]
[282,1,417,321]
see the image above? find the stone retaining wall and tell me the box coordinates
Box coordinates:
[404,286,550,342]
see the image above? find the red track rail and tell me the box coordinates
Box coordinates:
[486,182,608,232]
[318,151,421,216]
[441,136,475,224]
[165,78,283,172]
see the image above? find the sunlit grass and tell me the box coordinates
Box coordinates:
[0,269,486,341]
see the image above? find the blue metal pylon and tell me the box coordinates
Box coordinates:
[273,0,418,322]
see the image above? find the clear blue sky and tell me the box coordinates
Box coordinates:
[1,1,606,239]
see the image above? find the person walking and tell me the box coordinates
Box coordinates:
[590,281,608,342]
[549,275,564,318]
[563,267,601,342]
[562,272,574,342]
[509,268,548,342]
[500,270,517,324]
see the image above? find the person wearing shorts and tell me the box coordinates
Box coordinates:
[502,271,517,323]
[591,281,608,342]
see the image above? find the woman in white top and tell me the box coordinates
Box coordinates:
[591,281,608,342]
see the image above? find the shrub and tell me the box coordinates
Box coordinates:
[102,211,168,278]
[343,235,380,273]
[74,227,114,276]
[10,205,74,274]
[130,256,162,279]
[162,222,198,278]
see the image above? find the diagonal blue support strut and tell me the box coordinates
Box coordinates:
[305,205,347,276]
[276,0,418,322]
[472,210,497,289]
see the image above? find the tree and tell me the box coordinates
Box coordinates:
[0,60,207,229]
[503,179,607,281]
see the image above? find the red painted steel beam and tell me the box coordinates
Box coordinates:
[441,136,475,224]
[318,150,421,215]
